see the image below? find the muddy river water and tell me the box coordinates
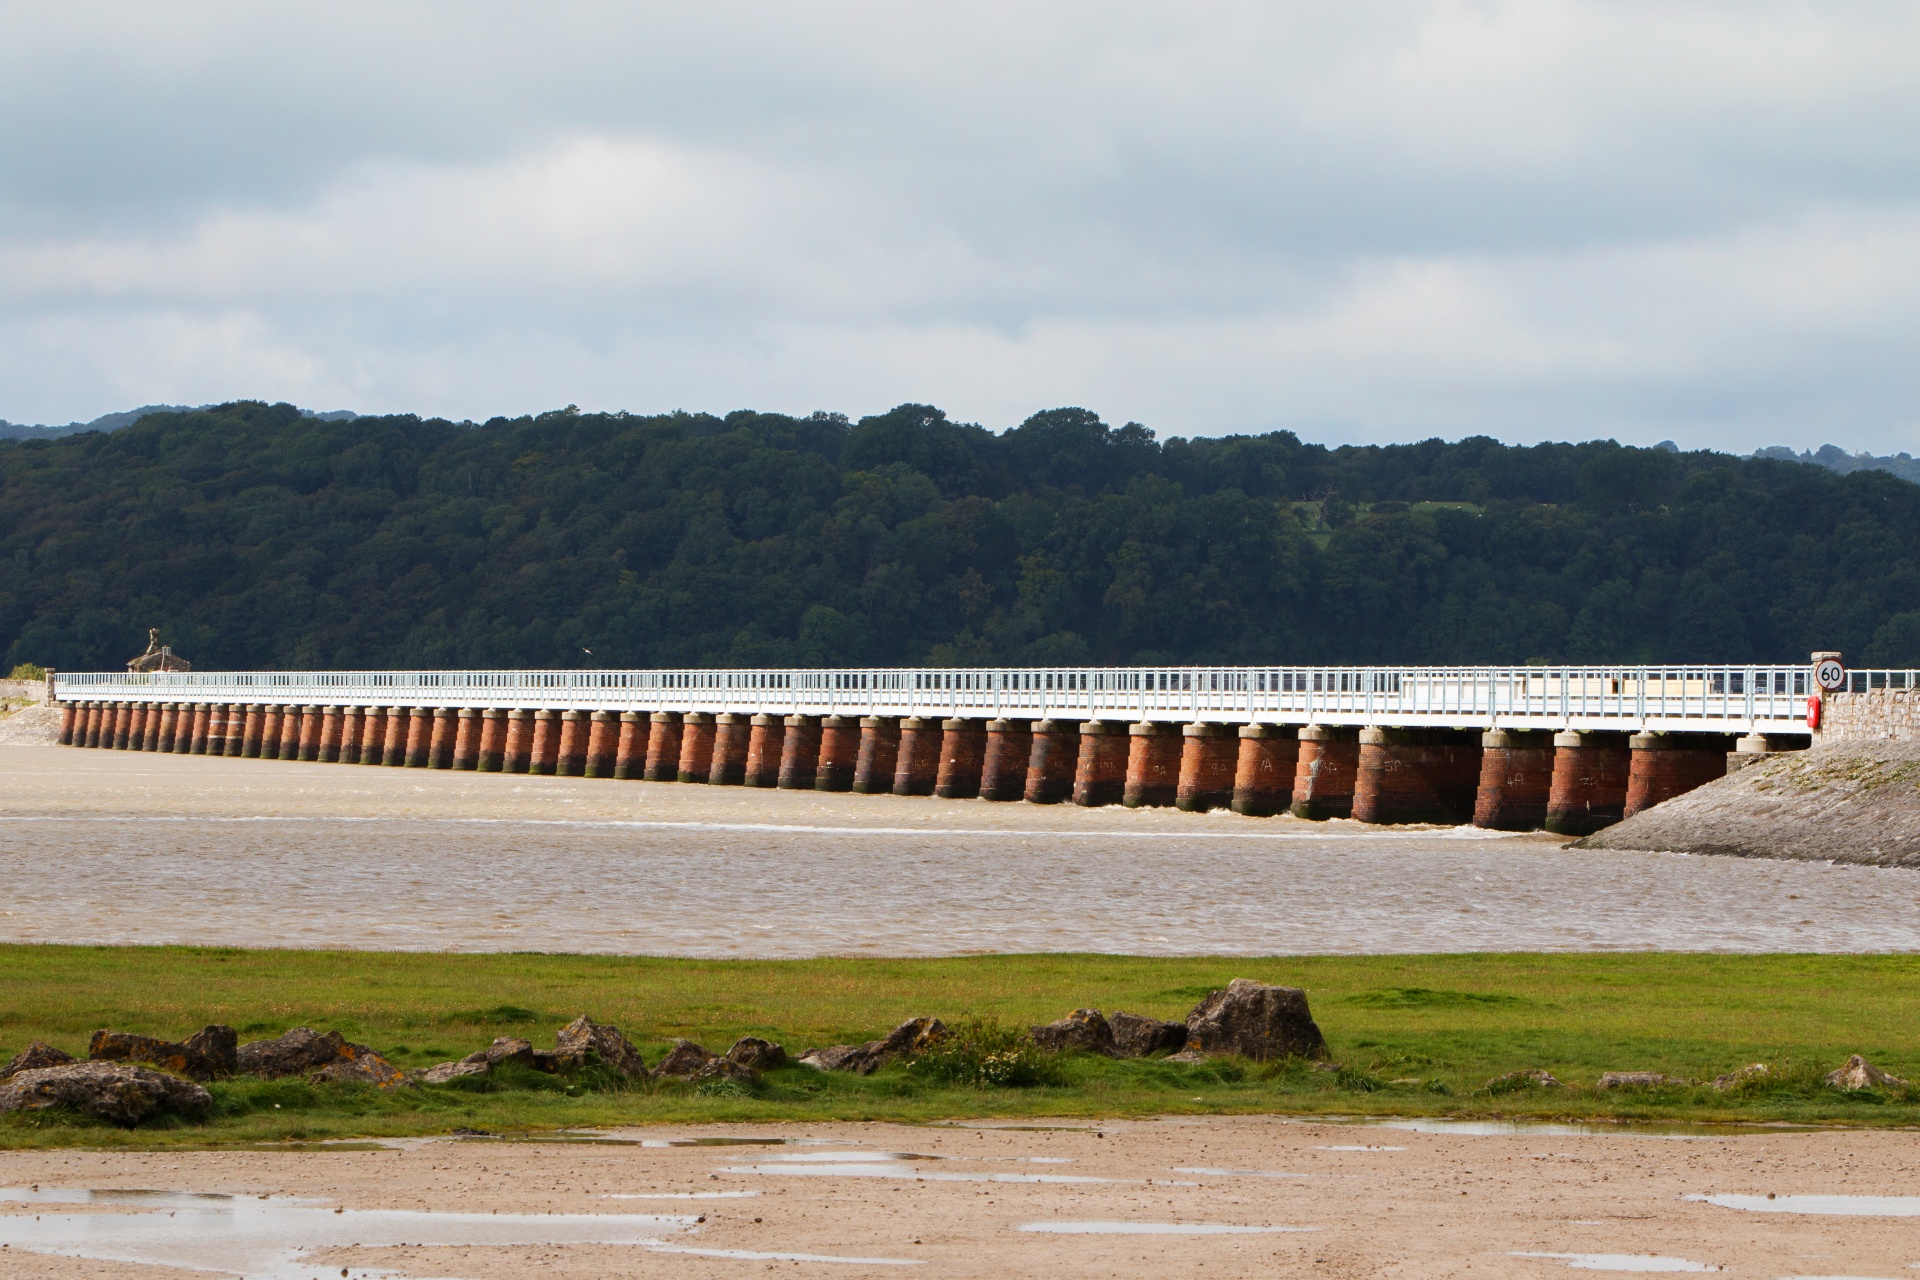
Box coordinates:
[2,748,1915,955]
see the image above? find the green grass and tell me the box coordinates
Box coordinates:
[2,945,1917,1146]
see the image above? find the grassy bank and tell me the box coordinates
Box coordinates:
[2,946,1917,1145]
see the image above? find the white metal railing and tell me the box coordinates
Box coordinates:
[48,663,1884,733]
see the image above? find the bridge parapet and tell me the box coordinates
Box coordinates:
[51,662,1842,734]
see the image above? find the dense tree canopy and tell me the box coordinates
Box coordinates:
[3,400,1918,674]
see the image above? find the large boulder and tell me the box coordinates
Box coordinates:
[1107,1012,1187,1059]
[655,1039,717,1078]
[552,1016,650,1078]
[1030,1009,1118,1057]
[726,1037,789,1071]
[1182,979,1327,1062]
[236,1028,352,1079]
[1827,1055,1909,1091]
[800,1017,946,1075]
[0,1061,211,1127]
[1,1042,76,1080]
[89,1026,236,1082]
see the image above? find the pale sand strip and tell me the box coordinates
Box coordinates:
[3,1117,1918,1278]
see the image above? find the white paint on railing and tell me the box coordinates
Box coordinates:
[48,664,1894,734]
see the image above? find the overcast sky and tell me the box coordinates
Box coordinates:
[3,2,1919,452]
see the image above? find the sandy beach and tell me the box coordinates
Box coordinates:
[4,1116,1918,1278]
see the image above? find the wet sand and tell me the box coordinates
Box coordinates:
[4,1117,1920,1278]
[4,748,1919,955]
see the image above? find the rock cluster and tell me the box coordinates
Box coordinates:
[800,1017,947,1075]
[235,1027,409,1088]
[796,979,1330,1075]
[418,1016,651,1086]
[412,1017,784,1088]
[1597,1071,1680,1089]
[418,1036,541,1085]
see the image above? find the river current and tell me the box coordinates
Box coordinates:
[1,748,1915,955]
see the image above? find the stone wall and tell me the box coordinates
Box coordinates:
[1821,689,1920,743]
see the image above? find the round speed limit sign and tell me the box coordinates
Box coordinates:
[1814,657,1847,692]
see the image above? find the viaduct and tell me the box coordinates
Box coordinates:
[46,655,1898,835]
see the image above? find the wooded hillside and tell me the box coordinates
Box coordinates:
[4,401,1917,673]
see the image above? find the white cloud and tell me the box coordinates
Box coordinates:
[1,2,1919,451]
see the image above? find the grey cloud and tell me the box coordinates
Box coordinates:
[2,2,1919,450]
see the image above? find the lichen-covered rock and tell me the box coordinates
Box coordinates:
[308,1042,411,1089]
[726,1037,789,1070]
[236,1028,350,1079]
[1598,1071,1680,1089]
[797,1043,872,1073]
[89,1025,237,1082]
[1,1041,76,1080]
[799,1017,947,1075]
[418,1059,490,1085]
[1182,980,1327,1061]
[875,1016,946,1056]
[1030,1009,1118,1057]
[1711,1063,1770,1090]
[1826,1054,1909,1091]
[1107,1012,1187,1059]
[552,1015,649,1078]
[464,1037,535,1070]
[694,1057,761,1086]
[655,1039,716,1078]
[0,1061,211,1127]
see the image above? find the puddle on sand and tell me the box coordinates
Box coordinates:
[0,1189,697,1279]
[1317,1144,1405,1151]
[1512,1252,1718,1272]
[1019,1221,1311,1235]
[638,1242,922,1265]
[641,1137,837,1148]
[606,1191,762,1200]
[933,1123,1097,1131]
[1173,1167,1310,1179]
[0,1187,921,1276]
[719,1161,1119,1184]
[764,1150,938,1162]
[1373,1118,1828,1139]
[1688,1194,1920,1216]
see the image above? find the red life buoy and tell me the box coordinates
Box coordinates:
[1806,695,1821,730]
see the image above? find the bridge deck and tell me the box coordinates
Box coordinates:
[49,663,1900,734]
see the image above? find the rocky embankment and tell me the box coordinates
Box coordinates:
[0,703,57,745]
[1578,739,1920,867]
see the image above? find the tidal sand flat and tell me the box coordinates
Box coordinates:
[4,1118,1920,1278]
[2,749,1918,955]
